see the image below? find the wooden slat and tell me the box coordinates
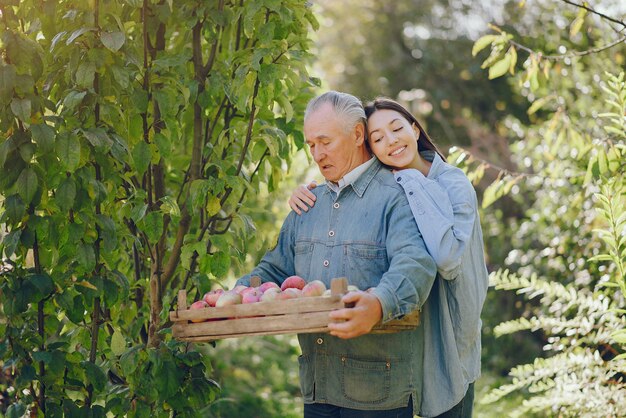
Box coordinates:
[176,326,331,342]
[170,295,343,322]
[173,311,332,338]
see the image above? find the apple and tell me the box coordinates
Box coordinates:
[277,288,302,300]
[232,285,249,294]
[302,280,327,297]
[203,288,225,307]
[347,285,360,292]
[258,281,280,293]
[215,291,242,307]
[189,300,208,323]
[281,275,306,291]
[259,287,281,302]
[242,288,261,304]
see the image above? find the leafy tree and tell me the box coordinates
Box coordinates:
[464,1,626,415]
[0,0,317,415]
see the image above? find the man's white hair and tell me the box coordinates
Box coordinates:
[304,91,367,135]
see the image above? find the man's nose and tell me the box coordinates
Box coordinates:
[313,148,325,162]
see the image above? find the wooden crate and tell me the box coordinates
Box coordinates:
[170,277,419,342]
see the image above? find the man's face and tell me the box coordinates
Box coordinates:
[304,103,365,182]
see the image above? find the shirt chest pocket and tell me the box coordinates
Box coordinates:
[343,245,388,289]
[294,241,314,279]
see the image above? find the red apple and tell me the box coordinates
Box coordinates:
[203,288,225,307]
[215,291,242,307]
[302,280,327,297]
[258,281,280,293]
[189,300,208,323]
[281,275,306,291]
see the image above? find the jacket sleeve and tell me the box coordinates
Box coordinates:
[236,212,296,287]
[370,193,437,322]
[395,168,477,280]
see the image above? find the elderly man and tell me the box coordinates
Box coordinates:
[237,91,436,417]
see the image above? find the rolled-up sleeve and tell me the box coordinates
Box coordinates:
[237,213,296,287]
[371,193,437,322]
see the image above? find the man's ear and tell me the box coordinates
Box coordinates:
[354,123,366,146]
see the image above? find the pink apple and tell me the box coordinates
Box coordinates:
[258,281,280,293]
[281,275,306,291]
[189,300,208,323]
[203,288,225,307]
[302,280,327,297]
[215,291,242,307]
[242,288,261,303]
[259,287,281,302]
[232,285,249,294]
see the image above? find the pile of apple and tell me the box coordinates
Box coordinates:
[188,275,329,314]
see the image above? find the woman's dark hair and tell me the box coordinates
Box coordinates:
[364,97,446,161]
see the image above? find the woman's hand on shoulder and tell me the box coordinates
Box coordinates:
[288,180,318,215]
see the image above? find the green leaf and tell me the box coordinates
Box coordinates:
[472,34,497,56]
[142,211,163,244]
[210,251,230,277]
[63,90,87,111]
[76,61,96,88]
[132,141,151,176]
[83,128,113,152]
[82,361,107,392]
[17,167,38,204]
[101,31,125,52]
[488,53,512,80]
[29,273,54,300]
[6,403,26,418]
[10,97,31,122]
[0,64,16,101]
[2,230,21,258]
[31,123,56,153]
[56,133,81,172]
[111,329,126,356]
[4,194,25,223]
[67,27,95,45]
[56,177,76,212]
[569,8,587,38]
[160,196,180,218]
[206,195,221,216]
[77,243,96,271]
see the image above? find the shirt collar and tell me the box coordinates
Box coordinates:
[421,151,446,179]
[326,157,378,197]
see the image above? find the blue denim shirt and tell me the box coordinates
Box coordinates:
[394,152,489,417]
[238,158,437,412]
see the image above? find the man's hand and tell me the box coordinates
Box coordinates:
[327,291,383,339]
[288,181,317,215]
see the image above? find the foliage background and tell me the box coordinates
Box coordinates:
[1,0,625,417]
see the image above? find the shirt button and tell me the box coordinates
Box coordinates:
[317,338,324,345]
[333,202,340,209]
[328,230,335,237]
[397,177,402,182]
[323,260,329,267]
[409,191,414,195]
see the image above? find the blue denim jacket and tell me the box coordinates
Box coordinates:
[239,158,437,412]
[395,152,489,417]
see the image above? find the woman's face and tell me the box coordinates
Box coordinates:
[367,109,420,170]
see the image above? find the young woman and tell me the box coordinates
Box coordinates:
[289,98,489,418]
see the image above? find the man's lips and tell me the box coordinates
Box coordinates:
[389,146,406,156]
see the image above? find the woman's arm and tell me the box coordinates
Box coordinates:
[395,168,477,279]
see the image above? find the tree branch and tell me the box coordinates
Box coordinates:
[511,35,626,60]
[557,0,626,29]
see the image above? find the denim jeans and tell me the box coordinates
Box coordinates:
[304,396,413,418]
[432,383,474,418]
